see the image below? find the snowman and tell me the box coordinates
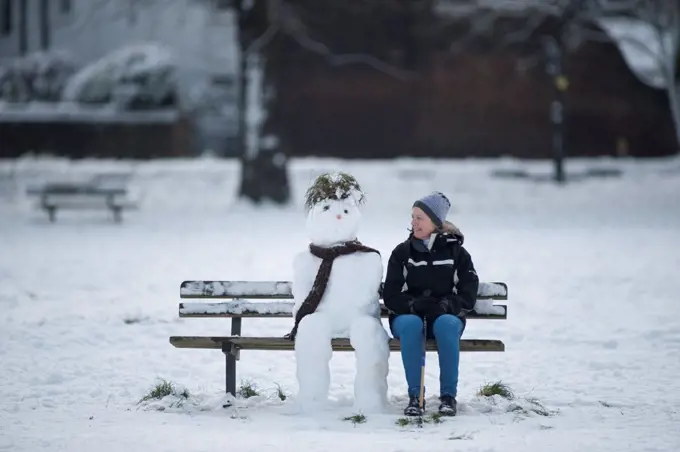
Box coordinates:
[287,172,390,413]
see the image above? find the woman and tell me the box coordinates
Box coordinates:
[383,191,479,416]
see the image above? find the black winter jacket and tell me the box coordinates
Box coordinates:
[382,230,479,331]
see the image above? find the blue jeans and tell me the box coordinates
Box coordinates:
[391,314,464,398]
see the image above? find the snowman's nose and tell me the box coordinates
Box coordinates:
[336,214,342,220]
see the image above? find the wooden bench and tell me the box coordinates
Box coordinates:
[26,173,137,223]
[170,280,508,395]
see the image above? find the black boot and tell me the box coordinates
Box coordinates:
[404,396,425,416]
[438,395,457,416]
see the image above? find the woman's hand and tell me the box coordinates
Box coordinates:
[411,296,441,315]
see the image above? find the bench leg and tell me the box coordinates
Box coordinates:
[225,346,237,396]
[112,206,122,223]
[47,206,56,223]
[224,317,242,396]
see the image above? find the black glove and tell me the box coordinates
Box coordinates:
[425,299,450,319]
[409,296,439,316]
[443,295,463,316]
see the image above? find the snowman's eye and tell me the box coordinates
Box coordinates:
[323,205,330,211]
[344,209,348,214]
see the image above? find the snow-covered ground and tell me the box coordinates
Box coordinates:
[1,156,679,452]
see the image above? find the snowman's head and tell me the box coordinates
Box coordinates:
[303,172,365,247]
[306,197,361,246]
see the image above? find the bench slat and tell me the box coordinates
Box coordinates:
[178,301,507,319]
[40,200,137,210]
[169,336,505,352]
[26,185,128,196]
[180,280,508,300]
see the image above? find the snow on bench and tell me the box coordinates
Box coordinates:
[180,300,295,317]
[178,299,507,318]
[178,280,508,318]
[179,280,508,299]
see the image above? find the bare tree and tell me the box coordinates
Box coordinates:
[39,0,49,50]
[18,0,27,55]
[587,0,680,145]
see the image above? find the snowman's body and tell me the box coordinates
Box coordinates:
[293,251,383,335]
[292,180,390,413]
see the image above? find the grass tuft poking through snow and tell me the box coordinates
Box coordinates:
[478,381,515,399]
[505,397,558,418]
[395,417,410,427]
[138,379,189,405]
[237,380,260,399]
[395,413,444,427]
[342,414,366,425]
[274,383,287,401]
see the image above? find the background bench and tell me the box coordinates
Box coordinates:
[26,173,137,223]
[170,280,508,396]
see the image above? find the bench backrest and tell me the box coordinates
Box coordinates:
[178,280,508,319]
[180,280,508,300]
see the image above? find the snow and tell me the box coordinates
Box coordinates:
[303,195,364,248]
[179,300,295,316]
[62,43,176,107]
[294,313,390,414]
[471,299,505,316]
[180,280,294,298]
[293,194,389,412]
[178,300,506,317]
[0,50,79,103]
[1,155,680,451]
[478,281,507,297]
[179,279,508,298]
[598,17,675,89]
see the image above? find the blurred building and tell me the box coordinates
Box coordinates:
[0,0,240,158]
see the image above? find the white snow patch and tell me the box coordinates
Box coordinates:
[179,280,507,299]
[180,280,293,298]
[472,299,506,316]
[62,43,176,107]
[598,17,675,89]
[1,156,679,451]
[180,300,294,316]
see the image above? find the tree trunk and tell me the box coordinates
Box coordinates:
[667,5,680,148]
[666,71,680,148]
[18,0,27,55]
[236,0,290,205]
[237,43,248,162]
[39,0,50,51]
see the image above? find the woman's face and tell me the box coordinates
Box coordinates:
[411,207,436,240]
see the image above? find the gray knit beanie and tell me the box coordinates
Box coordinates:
[413,191,451,228]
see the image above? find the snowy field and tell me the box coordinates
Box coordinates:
[1,155,679,452]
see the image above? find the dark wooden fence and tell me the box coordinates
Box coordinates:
[266,40,675,159]
[0,109,193,158]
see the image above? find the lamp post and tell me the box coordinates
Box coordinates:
[543,35,568,184]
